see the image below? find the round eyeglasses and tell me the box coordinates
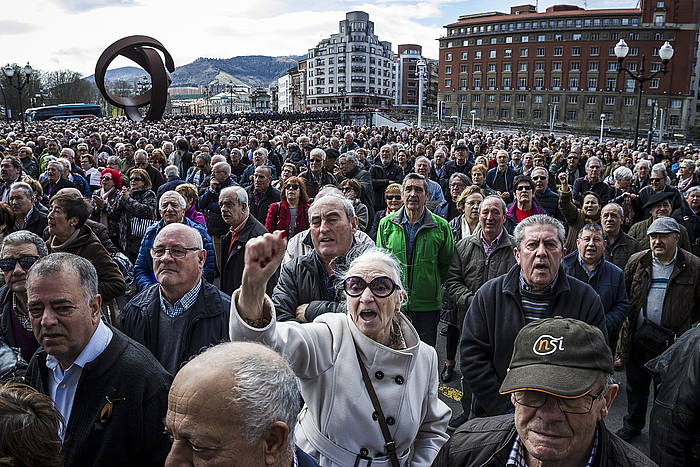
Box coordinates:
[343,276,398,298]
[513,387,605,414]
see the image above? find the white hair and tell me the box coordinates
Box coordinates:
[164,165,179,178]
[309,148,326,160]
[159,190,186,209]
[220,185,248,206]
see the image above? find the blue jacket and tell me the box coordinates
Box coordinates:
[562,252,629,333]
[133,217,217,291]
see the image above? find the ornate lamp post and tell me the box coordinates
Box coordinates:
[3,62,33,132]
[470,109,477,130]
[599,113,606,143]
[416,58,427,128]
[614,39,674,148]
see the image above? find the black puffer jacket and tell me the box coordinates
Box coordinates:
[432,415,657,467]
[646,325,700,467]
[198,175,239,236]
[220,215,274,296]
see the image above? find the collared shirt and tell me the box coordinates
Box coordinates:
[401,209,425,264]
[481,230,504,257]
[227,213,250,255]
[507,428,599,467]
[159,279,203,318]
[577,253,603,280]
[14,208,34,230]
[46,320,113,440]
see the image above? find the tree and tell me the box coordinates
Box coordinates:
[41,70,97,105]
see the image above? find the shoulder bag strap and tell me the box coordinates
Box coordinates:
[353,341,400,467]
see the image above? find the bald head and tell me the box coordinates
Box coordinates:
[165,343,299,466]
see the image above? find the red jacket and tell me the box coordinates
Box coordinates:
[265,200,310,236]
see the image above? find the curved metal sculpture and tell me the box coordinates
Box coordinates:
[95,36,174,121]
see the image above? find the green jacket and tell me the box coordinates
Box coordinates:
[376,207,454,311]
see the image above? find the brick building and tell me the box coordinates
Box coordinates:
[438,1,699,135]
[306,11,395,111]
[394,44,439,114]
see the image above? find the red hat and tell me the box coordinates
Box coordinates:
[100,168,123,189]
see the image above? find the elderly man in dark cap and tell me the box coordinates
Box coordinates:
[434,318,655,466]
[628,191,691,251]
[615,216,700,442]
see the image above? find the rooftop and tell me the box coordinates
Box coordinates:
[447,6,640,27]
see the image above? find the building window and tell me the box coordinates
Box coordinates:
[533,109,543,119]
[460,64,468,73]
[611,33,619,40]
[445,95,451,102]
[476,39,483,45]
[502,94,511,102]
[517,77,527,88]
[444,79,452,87]
[623,97,635,106]
[535,77,544,88]
[590,46,599,56]
[606,78,617,91]
[586,96,597,104]
[536,47,545,57]
[518,94,527,103]
[590,33,599,40]
[504,49,513,58]
[655,14,665,25]
[650,78,660,88]
[534,95,543,103]
[670,99,682,109]
[506,36,513,43]
[630,47,639,56]
[552,62,562,71]
[607,62,618,71]
[669,115,680,126]
[459,94,467,102]
[489,50,497,58]
[569,77,579,89]
[475,51,482,59]
[521,36,529,42]
[572,47,581,56]
[552,77,561,88]
[626,79,635,92]
[473,78,481,88]
[608,47,615,56]
[588,61,599,71]
[489,64,497,72]
[572,34,582,41]
[567,111,577,120]
[461,52,468,60]
[656,1,665,7]
[487,77,496,88]
[459,79,467,89]
[568,95,578,104]
[445,53,453,61]
[588,77,598,89]
[500,109,510,118]
[538,34,546,42]
[517,108,526,119]
[550,95,560,104]
[654,33,662,41]
[604,96,616,105]
[554,34,563,41]
[445,65,452,73]
[488,94,495,103]
[553,47,563,56]
[535,62,545,71]
[503,63,512,72]
[474,64,482,72]
[473,94,481,102]
[520,48,529,57]
[503,77,511,88]
[570,61,580,71]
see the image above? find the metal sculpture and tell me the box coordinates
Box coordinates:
[95,36,174,121]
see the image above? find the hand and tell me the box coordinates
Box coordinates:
[238,231,287,320]
[295,304,309,322]
[558,172,569,190]
[120,187,130,200]
[93,194,105,208]
[210,179,219,191]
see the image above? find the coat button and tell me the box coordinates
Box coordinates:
[375,371,384,380]
[372,411,379,420]
[394,375,404,385]
[386,416,396,425]
[360,448,368,456]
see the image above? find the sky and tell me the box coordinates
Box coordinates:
[2,0,635,77]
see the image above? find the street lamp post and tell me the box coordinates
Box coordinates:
[599,113,606,143]
[3,62,33,132]
[614,39,674,148]
[416,58,426,128]
[549,103,558,134]
[470,109,477,130]
[339,88,346,124]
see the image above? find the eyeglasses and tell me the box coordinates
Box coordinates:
[650,178,664,182]
[385,195,401,201]
[101,176,112,181]
[567,156,579,160]
[131,177,144,182]
[150,247,200,259]
[516,185,532,191]
[513,386,605,414]
[532,176,547,181]
[343,276,399,298]
[341,187,355,193]
[286,184,300,191]
[309,158,323,163]
[0,255,40,272]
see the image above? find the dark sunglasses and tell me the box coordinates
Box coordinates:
[516,185,532,191]
[101,176,113,181]
[0,255,40,272]
[286,184,300,190]
[343,276,398,298]
[131,177,144,182]
[309,158,323,163]
[385,195,401,201]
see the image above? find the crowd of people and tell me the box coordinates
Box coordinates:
[0,114,699,466]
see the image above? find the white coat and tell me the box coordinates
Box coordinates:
[229,291,451,467]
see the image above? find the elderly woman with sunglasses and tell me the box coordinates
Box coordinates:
[230,231,450,467]
[265,176,310,238]
[111,168,157,262]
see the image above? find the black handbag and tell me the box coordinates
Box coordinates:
[635,313,675,355]
[354,341,400,467]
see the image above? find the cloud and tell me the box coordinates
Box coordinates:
[50,0,137,13]
[0,20,39,35]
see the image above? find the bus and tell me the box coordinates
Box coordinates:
[24,104,103,122]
